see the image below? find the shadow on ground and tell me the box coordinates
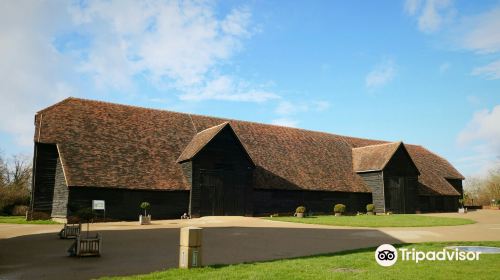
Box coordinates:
[0,227,401,280]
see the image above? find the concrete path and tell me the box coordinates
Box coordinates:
[0,210,498,280]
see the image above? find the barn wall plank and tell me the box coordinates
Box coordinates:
[252,189,372,215]
[32,143,58,214]
[51,158,68,217]
[358,171,385,213]
[68,187,190,220]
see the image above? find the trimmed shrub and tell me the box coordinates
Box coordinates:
[140,201,151,216]
[295,206,306,213]
[334,204,346,213]
[0,186,30,215]
[140,202,151,209]
[366,204,375,212]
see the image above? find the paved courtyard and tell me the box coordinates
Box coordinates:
[0,210,499,279]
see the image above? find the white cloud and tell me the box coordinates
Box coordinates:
[365,59,397,89]
[455,147,499,176]
[419,0,452,33]
[406,3,500,81]
[221,8,252,37]
[0,0,273,151]
[404,0,422,15]
[439,62,450,73]
[271,118,299,128]
[271,100,330,127]
[461,8,500,54]
[0,0,75,147]
[274,100,330,115]
[458,105,500,151]
[472,60,500,80]
[275,101,308,115]
[404,0,453,33]
[271,100,330,129]
[466,95,481,106]
[72,0,273,102]
[179,75,279,102]
[312,100,331,111]
[458,105,500,148]
[458,7,500,80]
[457,105,500,174]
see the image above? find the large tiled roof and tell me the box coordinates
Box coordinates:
[177,122,229,163]
[345,137,462,195]
[405,145,463,195]
[352,142,402,172]
[34,98,463,195]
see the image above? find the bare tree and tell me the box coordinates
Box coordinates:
[0,153,32,189]
[464,166,500,206]
[0,150,9,188]
[464,177,483,205]
[8,154,32,190]
[0,151,32,214]
[485,168,500,204]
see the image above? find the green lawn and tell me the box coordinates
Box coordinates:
[101,241,500,280]
[264,214,475,227]
[0,216,59,224]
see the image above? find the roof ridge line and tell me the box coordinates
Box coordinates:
[379,141,405,170]
[188,114,198,133]
[352,141,400,150]
[194,122,229,135]
[48,97,394,143]
[36,97,76,114]
[413,145,464,179]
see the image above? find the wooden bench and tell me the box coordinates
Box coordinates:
[58,224,81,239]
[68,234,102,257]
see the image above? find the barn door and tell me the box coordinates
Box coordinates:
[199,168,249,216]
[200,170,224,216]
[386,177,406,213]
[223,170,247,216]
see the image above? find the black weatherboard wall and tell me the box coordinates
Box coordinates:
[424,178,463,212]
[32,144,190,221]
[31,140,459,220]
[253,190,372,215]
[382,146,419,213]
[187,126,254,217]
[446,179,464,196]
[356,145,419,214]
[68,187,190,220]
[51,157,68,217]
[358,171,385,213]
[31,143,66,216]
[30,98,465,220]
[419,194,460,212]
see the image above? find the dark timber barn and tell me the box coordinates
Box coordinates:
[30,98,464,220]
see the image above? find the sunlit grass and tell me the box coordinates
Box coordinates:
[101,241,500,280]
[265,214,475,227]
[0,215,59,224]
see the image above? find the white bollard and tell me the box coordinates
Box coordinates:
[179,226,202,268]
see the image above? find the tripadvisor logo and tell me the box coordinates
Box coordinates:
[375,244,398,266]
[375,244,481,267]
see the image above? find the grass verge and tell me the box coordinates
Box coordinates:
[264,214,475,227]
[0,215,59,224]
[100,241,500,280]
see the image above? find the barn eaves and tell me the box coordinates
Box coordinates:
[177,122,255,167]
[352,141,419,175]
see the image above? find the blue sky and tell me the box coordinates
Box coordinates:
[0,0,499,177]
